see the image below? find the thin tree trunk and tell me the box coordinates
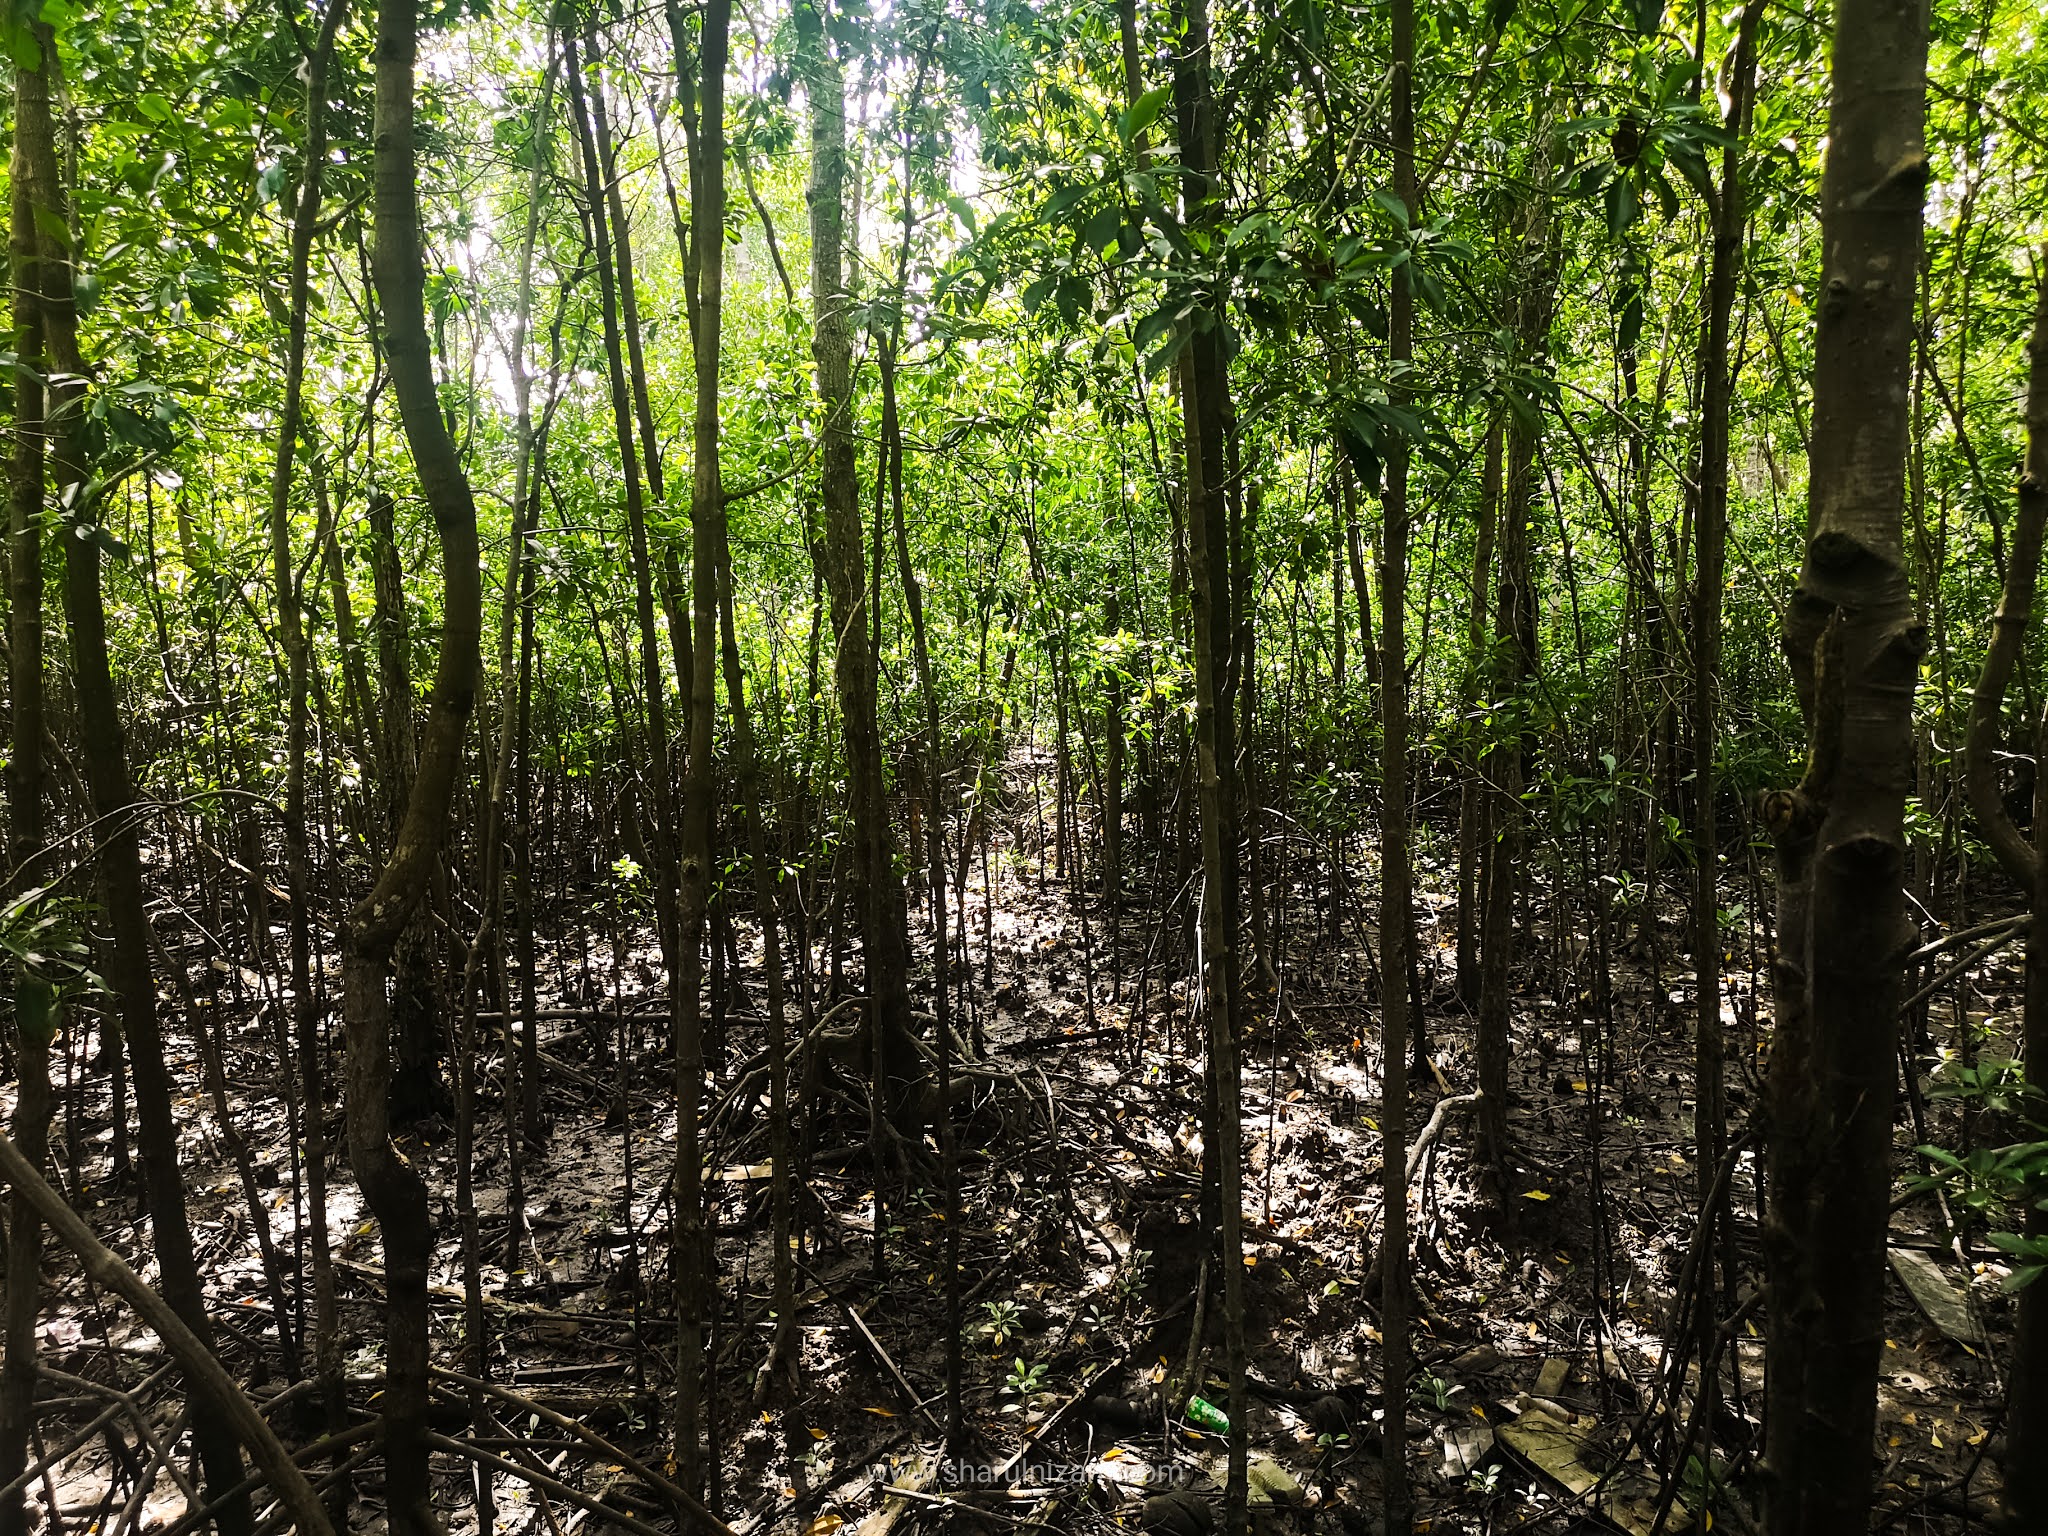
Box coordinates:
[22,26,256,1532]
[1455,417,1502,1005]
[671,0,731,1489]
[346,0,488,1525]
[1476,181,1554,1189]
[800,6,924,1124]
[0,51,51,1534]
[1687,0,1763,1474]
[1171,0,1248,1521]
[1377,0,1416,1521]
[1960,260,2048,1529]
[264,0,354,1471]
[882,335,963,1445]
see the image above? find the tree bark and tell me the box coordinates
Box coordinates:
[1761,2,1928,1530]
[1961,258,2048,1529]
[0,49,51,1534]
[800,2,924,1124]
[1377,0,1416,1522]
[1687,1,1762,1469]
[22,24,255,1531]
[264,0,354,1466]
[347,0,488,1526]
[1171,0,1248,1523]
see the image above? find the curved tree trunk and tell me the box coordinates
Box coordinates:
[18,25,255,1534]
[347,0,487,1528]
[1961,259,2048,1530]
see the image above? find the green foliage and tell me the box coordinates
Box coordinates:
[1914,1060,2048,1292]
[2,888,105,1049]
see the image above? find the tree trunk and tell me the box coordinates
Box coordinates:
[0,50,51,1534]
[1961,260,2048,1529]
[1687,0,1763,1472]
[347,0,488,1526]
[668,0,732,1488]
[1171,0,1248,1522]
[1761,1,1928,1529]
[1455,417,1502,1005]
[22,25,255,1532]
[1377,0,1416,1522]
[800,6,924,1123]
[264,3,354,1468]
[1476,183,1554,1188]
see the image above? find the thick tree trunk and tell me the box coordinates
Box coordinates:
[348,0,488,1527]
[1761,2,1928,1530]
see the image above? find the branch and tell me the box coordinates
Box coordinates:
[0,1129,335,1536]
[1963,261,2048,886]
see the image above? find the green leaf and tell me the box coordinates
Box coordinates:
[1133,301,1183,357]
[1118,84,1173,146]
[1604,174,1638,238]
[14,974,59,1049]
[944,194,978,238]
[1368,188,1411,230]
[1081,204,1123,256]
[1142,326,1191,379]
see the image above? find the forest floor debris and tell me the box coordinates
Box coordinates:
[0,800,2029,1535]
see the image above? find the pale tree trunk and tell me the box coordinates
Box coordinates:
[1761,1,1928,1529]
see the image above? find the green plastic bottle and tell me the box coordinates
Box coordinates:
[1185,1395,1229,1434]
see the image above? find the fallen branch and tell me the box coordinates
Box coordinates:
[1406,1091,1482,1183]
[0,1128,335,1536]
[421,1432,672,1536]
[429,1367,736,1536]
